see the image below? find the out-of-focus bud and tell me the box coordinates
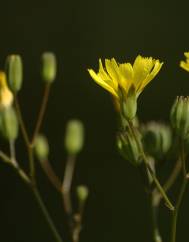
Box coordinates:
[41,52,57,83]
[5,55,23,92]
[0,106,18,140]
[170,96,189,139]
[64,120,84,155]
[119,87,137,121]
[117,131,142,166]
[142,122,172,160]
[34,134,49,161]
[77,185,89,203]
[0,72,13,110]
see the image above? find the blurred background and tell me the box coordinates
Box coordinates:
[0,0,189,241]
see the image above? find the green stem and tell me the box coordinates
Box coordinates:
[14,91,62,242]
[0,150,62,242]
[28,144,36,183]
[150,193,162,242]
[62,155,76,216]
[14,94,30,147]
[128,121,174,211]
[31,83,51,145]
[170,179,187,242]
[0,150,31,184]
[32,186,63,242]
[28,144,63,242]
[170,142,188,242]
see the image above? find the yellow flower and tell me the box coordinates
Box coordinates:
[88,55,163,100]
[180,52,189,71]
[0,71,13,110]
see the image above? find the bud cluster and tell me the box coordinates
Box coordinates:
[142,122,172,160]
[117,129,142,166]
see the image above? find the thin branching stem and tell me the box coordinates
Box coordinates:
[14,94,30,146]
[31,83,51,145]
[13,85,63,242]
[170,141,188,242]
[128,120,174,211]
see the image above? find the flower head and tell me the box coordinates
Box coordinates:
[0,71,13,110]
[180,52,189,72]
[88,55,163,120]
[88,55,163,101]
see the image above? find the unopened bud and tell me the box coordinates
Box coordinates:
[41,52,57,83]
[5,55,23,92]
[117,131,142,166]
[0,72,13,110]
[34,134,49,161]
[64,120,84,155]
[77,185,89,202]
[142,122,172,160]
[0,106,18,140]
[170,96,189,139]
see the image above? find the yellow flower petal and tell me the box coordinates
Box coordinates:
[180,52,189,72]
[133,55,154,86]
[88,69,118,98]
[118,63,134,93]
[136,60,163,95]
[0,72,13,110]
[88,55,163,106]
[98,59,110,80]
[180,60,189,72]
[104,58,119,90]
[184,52,189,59]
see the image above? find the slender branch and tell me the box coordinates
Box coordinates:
[164,160,182,193]
[72,199,87,242]
[147,163,174,210]
[0,149,63,242]
[9,140,17,166]
[28,144,36,183]
[14,94,30,147]
[170,142,188,242]
[31,83,51,145]
[150,193,162,242]
[0,150,31,185]
[39,159,62,192]
[153,159,182,207]
[12,84,62,242]
[32,186,63,242]
[62,155,76,216]
[170,178,187,242]
[0,150,12,164]
[128,121,174,211]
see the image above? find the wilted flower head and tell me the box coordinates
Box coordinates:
[180,52,189,72]
[0,71,13,110]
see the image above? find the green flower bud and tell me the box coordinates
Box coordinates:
[142,122,172,160]
[34,134,49,161]
[119,86,137,121]
[117,131,142,166]
[0,107,18,140]
[64,120,84,155]
[77,185,89,202]
[41,52,57,83]
[5,55,23,92]
[170,96,189,139]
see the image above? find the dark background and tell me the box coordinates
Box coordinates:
[0,0,189,242]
